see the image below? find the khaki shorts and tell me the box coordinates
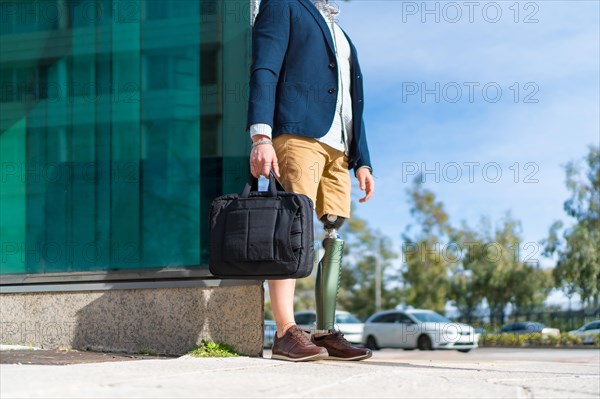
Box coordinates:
[272,133,351,220]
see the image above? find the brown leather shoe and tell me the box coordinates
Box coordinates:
[271,325,329,362]
[311,329,372,361]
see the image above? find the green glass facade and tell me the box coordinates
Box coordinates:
[0,0,252,278]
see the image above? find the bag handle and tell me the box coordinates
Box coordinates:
[240,170,286,198]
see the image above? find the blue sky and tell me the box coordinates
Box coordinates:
[332,0,599,307]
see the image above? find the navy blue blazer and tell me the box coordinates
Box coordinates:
[246,0,372,175]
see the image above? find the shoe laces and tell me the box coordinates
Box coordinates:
[290,327,313,346]
[329,329,352,345]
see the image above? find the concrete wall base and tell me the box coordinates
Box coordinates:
[0,283,264,357]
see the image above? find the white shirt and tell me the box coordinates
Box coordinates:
[250,0,353,157]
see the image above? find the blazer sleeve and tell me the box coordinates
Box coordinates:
[245,0,291,132]
[353,119,373,175]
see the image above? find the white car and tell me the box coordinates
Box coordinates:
[363,309,478,352]
[294,310,364,344]
[568,320,600,344]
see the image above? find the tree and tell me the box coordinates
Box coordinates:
[337,205,400,320]
[401,176,454,314]
[511,264,554,313]
[455,212,553,325]
[447,225,485,323]
[544,145,600,309]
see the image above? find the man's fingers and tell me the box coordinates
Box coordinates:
[365,176,374,200]
[358,175,374,203]
[249,157,257,178]
[273,158,280,178]
[250,146,280,179]
[261,161,271,178]
[358,174,366,190]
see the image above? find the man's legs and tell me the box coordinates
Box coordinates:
[270,134,326,337]
[313,144,351,333]
[269,134,370,360]
[267,134,331,361]
[309,145,372,360]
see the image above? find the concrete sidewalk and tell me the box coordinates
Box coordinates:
[1,348,598,398]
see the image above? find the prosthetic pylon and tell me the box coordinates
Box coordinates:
[315,215,345,332]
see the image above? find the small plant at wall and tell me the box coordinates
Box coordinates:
[138,346,160,356]
[187,339,239,358]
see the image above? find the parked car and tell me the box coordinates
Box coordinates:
[294,310,364,344]
[362,309,478,352]
[568,320,600,344]
[498,322,560,337]
[264,320,276,348]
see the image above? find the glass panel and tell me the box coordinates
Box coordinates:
[0,0,251,275]
[374,314,397,323]
[410,312,451,323]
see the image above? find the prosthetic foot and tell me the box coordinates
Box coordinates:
[315,214,345,332]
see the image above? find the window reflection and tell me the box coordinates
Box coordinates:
[0,0,250,275]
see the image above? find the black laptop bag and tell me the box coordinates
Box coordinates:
[209,171,314,279]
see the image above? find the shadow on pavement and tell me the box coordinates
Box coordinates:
[0,349,177,365]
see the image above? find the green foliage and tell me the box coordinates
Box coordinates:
[479,332,588,347]
[398,174,560,324]
[401,178,453,313]
[187,339,239,358]
[559,333,584,346]
[293,273,317,312]
[480,333,527,346]
[544,145,600,309]
[264,299,274,320]
[138,346,159,356]
[336,205,401,320]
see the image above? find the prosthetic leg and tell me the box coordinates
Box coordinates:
[310,214,372,360]
[315,214,345,332]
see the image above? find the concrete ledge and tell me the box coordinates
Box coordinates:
[0,282,264,357]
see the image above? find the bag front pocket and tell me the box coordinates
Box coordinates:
[221,204,297,263]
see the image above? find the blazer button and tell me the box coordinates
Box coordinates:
[328,88,336,94]
[329,62,336,68]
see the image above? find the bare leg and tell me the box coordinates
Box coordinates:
[268,279,297,338]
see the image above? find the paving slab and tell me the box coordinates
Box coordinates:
[0,348,598,398]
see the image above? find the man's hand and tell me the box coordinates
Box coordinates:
[356,167,374,203]
[250,134,280,178]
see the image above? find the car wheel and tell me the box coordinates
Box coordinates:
[417,335,433,351]
[403,348,415,351]
[365,335,379,350]
[457,349,471,353]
